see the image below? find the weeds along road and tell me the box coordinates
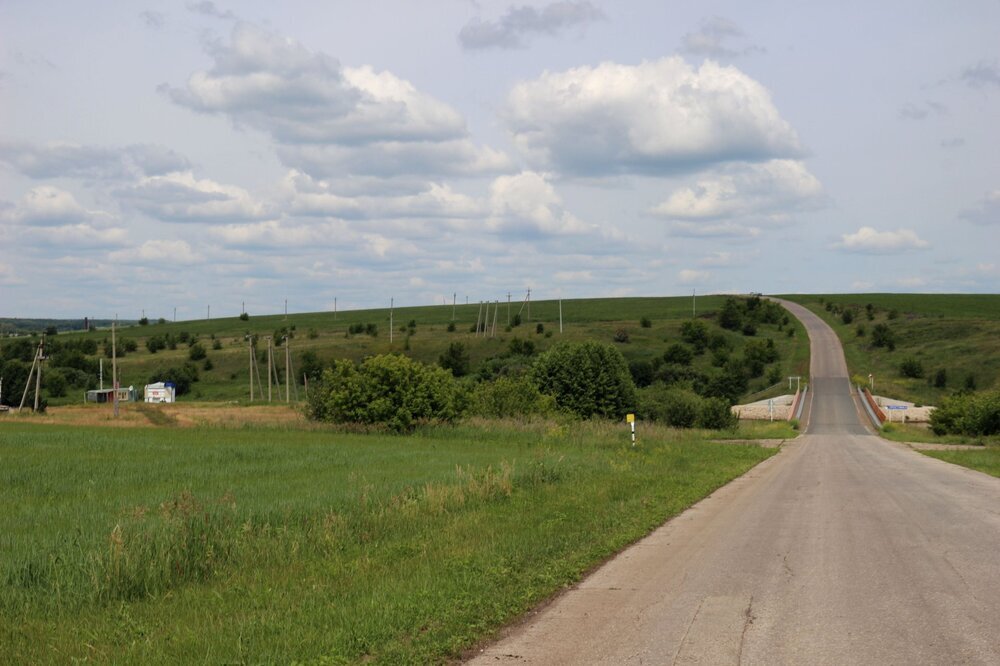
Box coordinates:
[469,298,1000,665]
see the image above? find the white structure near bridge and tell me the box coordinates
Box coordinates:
[144,382,176,403]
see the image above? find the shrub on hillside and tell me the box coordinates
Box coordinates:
[613,328,630,343]
[871,323,896,351]
[640,316,652,328]
[531,341,636,419]
[306,355,463,431]
[680,319,709,352]
[629,360,655,388]
[718,298,743,331]
[899,358,924,379]
[148,363,199,396]
[439,342,470,377]
[189,343,207,361]
[468,375,556,418]
[933,368,947,388]
[663,343,693,366]
[841,309,855,325]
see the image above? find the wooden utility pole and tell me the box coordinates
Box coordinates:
[483,301,490,336]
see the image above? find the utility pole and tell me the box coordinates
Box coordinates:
[284,299,288,320]
[173,306,176,322]
[526,288,531,321]
[475,301,483,336]
[492,300,498,337]
[248,336,255,401]
[452,293,456,321]
[99,358,104,390]
[483,301,490,337]
[18,339,43,412]
[207,305,210,321]
[111,318,119,418]
[266,337,273,402]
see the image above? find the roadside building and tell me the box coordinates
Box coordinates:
[85,386,138,403]
[144,382,176,403]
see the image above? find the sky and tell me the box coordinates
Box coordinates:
[1,1,998,320]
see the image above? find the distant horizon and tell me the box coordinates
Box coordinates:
[3,291,998,325]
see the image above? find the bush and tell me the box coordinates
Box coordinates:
[718,298,743,331]
[629,360,655,388]
[468,376,555,418]
[930,391,1000,436]
[148,363,199,396]
[146,336,166,354]
[856,324,866,337]
[663,343,693,366]
[933,368,947,388]
[613,328,630,343]
[239,312,249,321]
[306,355,463,432]
[189,343,207,361]
[439,342,471,377]
[680,320,709,351]
[841,309,854,325]
[899,358,924,379]
[447,322,456,332]
[741,321,757,336]
[698,397,738,430]
[871,323,896,351]
[138,317,149,326]
[45,369,68,397]
[640,316,652,328]
[511,313,522,327]
[531,341,636,419]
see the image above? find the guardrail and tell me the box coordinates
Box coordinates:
[794,385,807,421]
[857,384,885,429]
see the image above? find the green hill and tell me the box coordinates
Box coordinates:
[1,295,809,406]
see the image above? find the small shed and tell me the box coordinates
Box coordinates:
[86,386,138,403]
[144,382,176,403]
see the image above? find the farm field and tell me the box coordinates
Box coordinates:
[780,294,1000,406]
[0,420,776,663]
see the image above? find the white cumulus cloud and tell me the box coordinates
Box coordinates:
[116,172,271,223]
[505,57,802,176]
[834,227,929,253]
[165,22,509,179]
[652,159,825,222]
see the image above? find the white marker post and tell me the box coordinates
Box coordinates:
[626,413,636,447]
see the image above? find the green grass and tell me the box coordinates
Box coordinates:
[879,422,1000,446]
[34,295,809,405]
[780,294,1000,405]
[0,420,775,663]
[921,447,1000,478]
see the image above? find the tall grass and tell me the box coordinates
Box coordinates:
[1,421,773,663]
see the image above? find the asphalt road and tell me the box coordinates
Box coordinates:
[469,299,1000,664]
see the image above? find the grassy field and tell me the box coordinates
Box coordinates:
[11,295,809,405]
[0,419,776,663]
[780,294,1000,406]
[920,447,1000,478]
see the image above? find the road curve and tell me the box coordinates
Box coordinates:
[469,298,1000,664]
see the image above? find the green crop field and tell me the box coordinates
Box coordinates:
[780,294,1000,406]
[0,421,776,663]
